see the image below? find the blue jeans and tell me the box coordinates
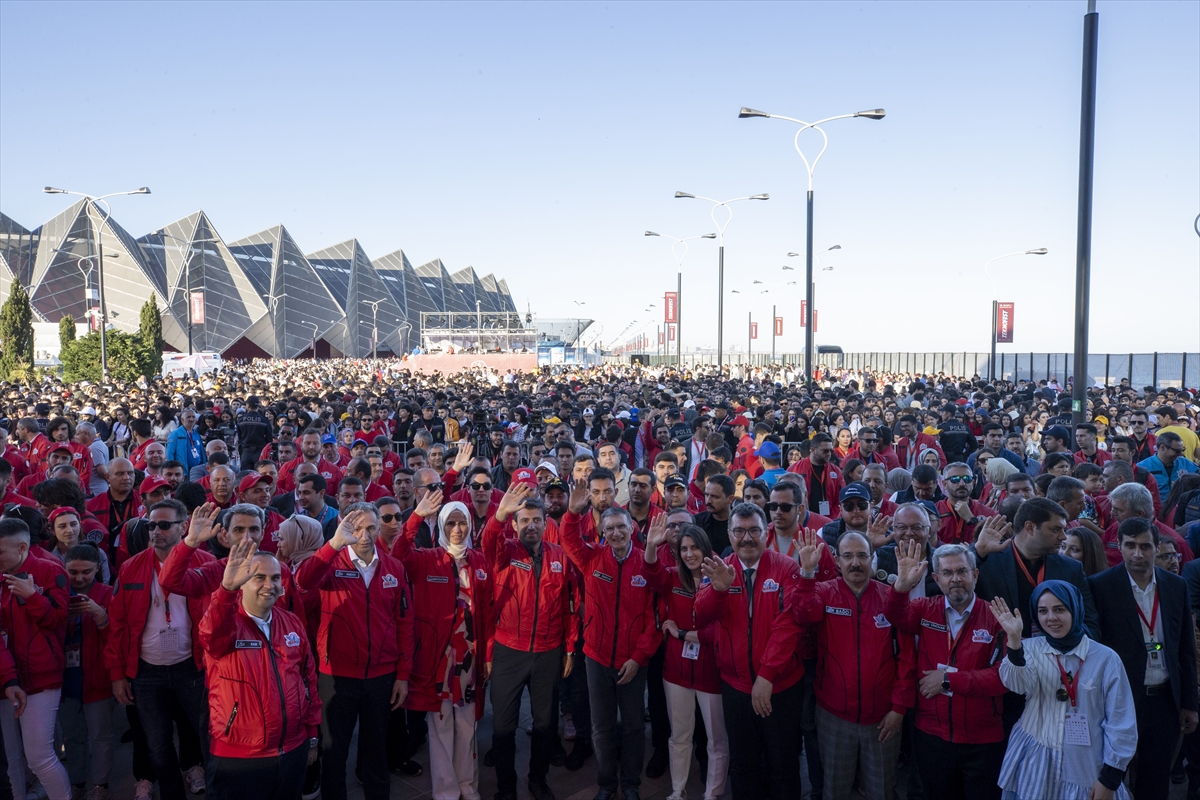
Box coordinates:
[131,659,209,800]
[585,656,648,794]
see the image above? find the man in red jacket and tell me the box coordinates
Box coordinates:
[845,427,900,472]
[235,473,286,553]
[895,414,946,471]
[0,516,71,800]
[296,504,413,800]
[885,540,1008,800]
[793,529,916,800]
[103,499,213,800]
[695,503,804,800]
[483,483,579,800]
[560,482,661,800]
[936,463,998,545]
[277,429,343,497]
[787,433,845,518]
[200,540,321,800]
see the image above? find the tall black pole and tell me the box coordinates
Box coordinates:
[676,271,682,367]
[186,251,193,355]
[1071,0,1100,444]
[990,299,997,381]
[805,190,815,385]
[717,245,725,368]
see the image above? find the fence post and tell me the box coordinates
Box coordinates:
[1152,352,1158,388]
[1105,354,1110,386]
[1182,353,1187,390]
[1127,354,1132,384]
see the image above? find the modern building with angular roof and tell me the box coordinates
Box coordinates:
[307,239,408,357]
[414,259,472,315]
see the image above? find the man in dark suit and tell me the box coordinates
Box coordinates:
[1090,517,1200,800]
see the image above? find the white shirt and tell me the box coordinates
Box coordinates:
[1130,572,1169,686]
[351,547,380,587]
[248,609,272,640]
[140,567,193,666]
[943,595,976,640]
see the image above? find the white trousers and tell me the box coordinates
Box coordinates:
[0,688,72,800]
[663,680,730,800]
[426,698,479,800]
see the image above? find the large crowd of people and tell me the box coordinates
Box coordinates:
[1,355,1199,800]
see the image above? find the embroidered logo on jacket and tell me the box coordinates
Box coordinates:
[631,575,647,588]
[972,629,993,644]
[874,614,891,628]
[284,632,301,648]
[550,561,563,573]
[475,569,488,581]
[382,574,399,588]
[761,579,780,593]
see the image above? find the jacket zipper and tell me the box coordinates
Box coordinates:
[610,558,625,667]
[529,555,542,653]
[364,566,373,679]
[265,630,289,754]
[746,574,755,681]
[224,702,239,735]
[854,591,863,724]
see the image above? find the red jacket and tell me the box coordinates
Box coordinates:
[894,434,946,470]
[295,543,413,681]
[199,589,321,759]
[86,491,146,551]
[72,581,114,704]
[559,511,661,668]
[0,552,69,694]
[391,530,493,717]
[19,432,51,473]
[844,446,900,473]
[129,439,151,472]
[104,546,216,682]
[0,637,16,688]
[793,577,916,725]
[693,548,804,694]
[935,499,998,545]
[787,458,846,517]
[628,503,665,546]
[3,444,30,486]
[63,441,94,492]
[480,516,578,658]
[159,540,301,616]
[883,589,1007,744]
[259,509,286,554]
[1,487,35,509]
[276,457,343,496]
[642,559,720,694]
[1101,518,1194,566]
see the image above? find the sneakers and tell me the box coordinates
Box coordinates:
[85,787,109,800]
[133,781,153,800]
[301,775,321,800]
[183,765,206,794]
[527,779,555,800]
[565,739,593,772]
[563,714,576,741]
[666,793,686,800]
[389,759,423,777]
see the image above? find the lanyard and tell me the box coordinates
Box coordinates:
[1135,588,1159,637]
[1054,655,1084,706]
[945,606,968,656]
[1014,551,1044,588]
[769,533,797,558]
[151,556,173,627]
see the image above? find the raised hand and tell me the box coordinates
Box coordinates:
[415,489,444,520]
[496,483,532,521]
[222,538,260,592]
[701,556,735,592]
[893,538,928,593]
[567,482,590,515]
[186,502,222,546]
[989,597,1023,647]
[867,513,894,549]
[330,509,368,551]
[974,515,1012,557]
[644,512,669,552]
[798,528,826,574]
[451,442,475,473]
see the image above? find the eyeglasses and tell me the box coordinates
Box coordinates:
[379,513,402,523]
[1156,552,1181,561]
[945,475,973,484]
[416,482,444,491]
[665,521,686,530]
[893,524,929,534]
[470,482,493,491]
[1161,445,1184,455]
[730,527,763,537]
[937,568,973,580]
[765,502,797,513]
[149,520,184,530]
[859,438,878,445]
[841,499,869,511]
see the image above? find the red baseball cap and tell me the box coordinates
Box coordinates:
[237,473,272,494]
[139,475,171,496]
[512,467,538,488]
[730,415,750,428]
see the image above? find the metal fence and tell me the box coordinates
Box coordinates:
[639,352,1200,388]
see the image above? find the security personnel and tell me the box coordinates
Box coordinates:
[199,540,320,800]
[482,483,579,800]
[235,396,273,471]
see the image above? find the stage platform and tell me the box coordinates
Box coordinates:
[399,353,539,374]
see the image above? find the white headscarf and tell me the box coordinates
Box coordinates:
[437,501,473,560]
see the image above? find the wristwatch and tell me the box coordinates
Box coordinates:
[676,628,689,640]
[941,676,951,694]
[966,517,980,527]
[309,737,319,748]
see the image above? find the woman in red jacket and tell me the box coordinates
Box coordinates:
[642,517,729,800]
[56,542,114,800]
[392,498,493,800]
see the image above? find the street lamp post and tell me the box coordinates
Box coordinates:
[644,231,716,368]
[983,249,1048,381]
[364,299,387,359]
[153,230,221,355]
[739,106,884,384]
[673,193,768,367]
[43,186,151,378]
[300,321,319,358]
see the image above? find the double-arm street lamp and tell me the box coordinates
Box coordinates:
[43,186,151,378]
[644,231,716,366]
[738,106,884,383]
[673,192,768,367]
[152,229,222,355]
[983,249,1048,381]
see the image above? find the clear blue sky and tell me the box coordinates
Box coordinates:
[2,0,1196,355]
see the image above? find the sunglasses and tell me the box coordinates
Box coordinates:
[841,499,869,511]
[945,475,973,484]
[765,502,797,513]
[379,513,402,523]
[148,520,184,530]
[417,482,444,491]
[470,482,493,491]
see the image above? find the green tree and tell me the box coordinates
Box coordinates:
[0,282,35,380]
[59,314,76,354]
[138,294,163,377]
[61,329,150,383]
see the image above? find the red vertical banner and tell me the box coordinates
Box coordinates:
[800,300,807,327]
[995,302,1015,343]
[659,331,665,345]
[774,317,783,336]
[750,322,758,340]
[189,292,205,324]
[668,325,675,341]
[814,310,819,332]
[664,292,678,323]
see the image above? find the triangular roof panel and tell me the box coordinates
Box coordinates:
[415,258,471,314]
[307,239,408,356]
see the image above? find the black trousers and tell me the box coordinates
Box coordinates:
[384,708,426,768]
[319,673,393,800]
[130,659,209,800]
[127,695,205,782]
[490,643,562,792]
[206,744,308,800]
[1130,688,1182,800]
[586,655,648,794]
[722,679,802,800]
[912,728,1003,800]
[647,643,669,752]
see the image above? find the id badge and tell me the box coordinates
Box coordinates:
[681,641,700,661]
[1147,640,1164,669]
[65,645,81,669]
[818,501,831,516]
[1064,712,1091,747]
[160,626,180,650]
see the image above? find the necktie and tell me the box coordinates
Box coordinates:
[743,568,756,617]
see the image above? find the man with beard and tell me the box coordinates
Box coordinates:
[624,469,663,544]
[694,474,735,557]
[936,463,997,545]
[787,433,845,518]
[86,457,143,553]
[142,442,167,477]
[277,429,343,498]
